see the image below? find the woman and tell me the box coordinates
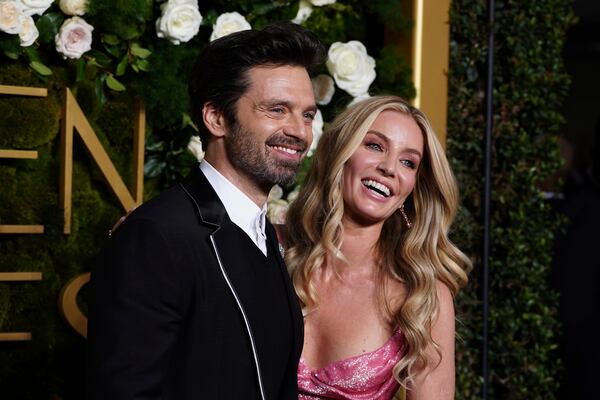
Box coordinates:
[285,96,471,399]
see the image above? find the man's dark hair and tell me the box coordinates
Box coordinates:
[188,21,326,149]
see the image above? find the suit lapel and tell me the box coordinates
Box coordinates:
[265,222,304,358]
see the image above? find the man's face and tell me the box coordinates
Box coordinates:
[225,65,317,188]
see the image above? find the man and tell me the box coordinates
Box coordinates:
[86,22,324,400]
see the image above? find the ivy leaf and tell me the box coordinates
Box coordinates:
[36,12,64,44]
[130,43,151,58]
[106,74,126,91]
[116,54,128,76]
[30,61,53,76]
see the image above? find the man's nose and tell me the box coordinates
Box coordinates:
[284,113,312,144]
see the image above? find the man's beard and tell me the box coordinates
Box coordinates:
[224,121,307,188]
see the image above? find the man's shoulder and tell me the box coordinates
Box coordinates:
[110,184,205,236]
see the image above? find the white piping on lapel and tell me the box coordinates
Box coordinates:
[179,183,267,400]
[209,235,267,400]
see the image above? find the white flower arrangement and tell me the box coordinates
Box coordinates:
[292,0,313,24]
[0,1,25,35]
[19,0,54,16]
[55,16,94,59]
[59,0,87,16]
[312,74,335,105]
[18,15,38,46]
[210,11,251,42]
[156,0,202,45]
[326,40,376,98]
[187,135,205,161]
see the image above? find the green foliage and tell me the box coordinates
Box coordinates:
[0,63,61,148]
[447,0,574,398]
[87,0,154,40]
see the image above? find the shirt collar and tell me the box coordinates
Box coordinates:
[200,161,267,253]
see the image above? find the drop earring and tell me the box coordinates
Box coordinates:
[400,204,412,228]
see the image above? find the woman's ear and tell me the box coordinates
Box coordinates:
[202,103,227,138]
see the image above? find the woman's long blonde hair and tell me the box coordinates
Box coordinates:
[285,95,471,387]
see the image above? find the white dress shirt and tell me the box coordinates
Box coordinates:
[200,161,268,256]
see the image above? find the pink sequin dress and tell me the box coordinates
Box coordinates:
[297,330,406,399]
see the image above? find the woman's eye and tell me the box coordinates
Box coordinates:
[366,142,382,151]
[401,159,417,169]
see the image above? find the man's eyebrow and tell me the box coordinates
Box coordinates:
[366,130,423,158]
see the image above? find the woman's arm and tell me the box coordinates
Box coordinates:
[407,281,456,400]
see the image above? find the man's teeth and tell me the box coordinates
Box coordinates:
[362,179,391,197]
[272,146,298,155]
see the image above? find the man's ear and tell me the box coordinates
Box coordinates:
[202,103,227,138]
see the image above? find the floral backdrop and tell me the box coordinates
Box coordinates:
[0,0,413,397]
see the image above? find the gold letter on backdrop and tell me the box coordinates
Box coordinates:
[0,84,46,342]
[60,87,145,234]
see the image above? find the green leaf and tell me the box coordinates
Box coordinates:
[3,51,19,60]
[144,157,167,178]
[116,54,128,76]
[135,58,150,72]
[36,12,64,44]
[76,59,86,82]
[130,43,152,58]
[23,46,42,63]
[95,75,107,107]
[87,50,112,67]
[182,113,199,132]
[29,61,53,76]
[101,34,121,45]
[105,74,126,91]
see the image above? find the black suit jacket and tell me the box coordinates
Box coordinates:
[86,166,304,399]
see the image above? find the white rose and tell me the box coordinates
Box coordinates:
[308,109,323,156]
[268,185,284,202]
[267,199,289,225]
[19,0,54,16]
[55,17,93,59]
[156,0,202,45]
[59,0,87,16]
[187,135,204,161]
[309,0,336,6]
[291,0,312,24]
[18,15,38,46]
[312,74,335,105]
[0,1,25,34]
[327,41,376,97]
[210,11,251,42]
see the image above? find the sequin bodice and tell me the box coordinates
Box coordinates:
[297,330,405,399]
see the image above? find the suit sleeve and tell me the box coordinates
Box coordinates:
[86,217,184,400]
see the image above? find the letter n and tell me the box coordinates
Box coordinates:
[60,88,145,234]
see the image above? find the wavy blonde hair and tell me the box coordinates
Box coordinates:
[285,95,471,387]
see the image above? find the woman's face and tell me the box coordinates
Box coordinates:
[342,110,424,227]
